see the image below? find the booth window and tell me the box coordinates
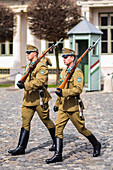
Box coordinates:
[99,13,113,54]
[92,41,97,55]
[0,41,13,56]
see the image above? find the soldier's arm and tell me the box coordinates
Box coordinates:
[55,96,61,107]
[24,64,48,91]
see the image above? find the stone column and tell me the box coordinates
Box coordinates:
[27,28,41,56]
[21,12,27,67]
[11,12,27,80]
[13,13,21,68]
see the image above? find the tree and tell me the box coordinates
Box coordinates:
[0,3,16,42]
[27,0,81,84]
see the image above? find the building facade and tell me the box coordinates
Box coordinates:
[0,0,113,81]
[77,0,113,78]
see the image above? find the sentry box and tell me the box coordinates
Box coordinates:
[68,18,103,91]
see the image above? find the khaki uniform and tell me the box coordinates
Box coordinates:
[8,44,56,156]
[21,61,55,131]
[45,48,101,164]
[55,68,92,139]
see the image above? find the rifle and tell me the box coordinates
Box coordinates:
[58,37,100,90]
[20,38,63,83]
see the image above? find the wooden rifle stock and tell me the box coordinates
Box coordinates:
[20,38,63,83]
[58,38,100,90]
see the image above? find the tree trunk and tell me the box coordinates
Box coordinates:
[55,46,60,85]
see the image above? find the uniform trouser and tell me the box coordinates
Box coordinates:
[21,104,55,131]
[55,110,92,139]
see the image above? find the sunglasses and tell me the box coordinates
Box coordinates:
[62,54,75,59]
[63,55,71,59]
[26,51,33,54]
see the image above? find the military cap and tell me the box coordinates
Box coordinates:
[26,44,38,53]
[62,48,75,58]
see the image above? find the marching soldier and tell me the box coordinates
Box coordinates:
[8,44,55,156]
[46,48,101,163]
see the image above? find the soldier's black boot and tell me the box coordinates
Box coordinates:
[48,128,55,151]
[8,127,29,155]
[46,136,63,164]
[86,134,101,157]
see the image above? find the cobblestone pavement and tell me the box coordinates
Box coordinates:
[0,86,113,170]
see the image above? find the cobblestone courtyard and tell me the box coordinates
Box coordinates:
[0,87,113,169]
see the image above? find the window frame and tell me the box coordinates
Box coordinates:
[99,12,113,54]
[0,41,13,56]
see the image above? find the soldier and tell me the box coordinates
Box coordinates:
[8,44,55,156]
[46,48,101,164]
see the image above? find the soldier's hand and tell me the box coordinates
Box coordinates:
[53,106,58,112]
[55,88,62,97]
[17,81,25,89]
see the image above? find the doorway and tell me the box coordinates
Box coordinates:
[76,40,88,87]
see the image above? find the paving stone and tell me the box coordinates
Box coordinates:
[0,87,113,169]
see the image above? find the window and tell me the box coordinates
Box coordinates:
[110,16,113,26]
[99,13,113,54]
[48,43,54,54]
[101,29,108,53]
[100,16,108,26]
[58,43,63,53]
[47,41,64,54]
[0,41,13,56]
[1,43,5,54]
[9,42,13,54]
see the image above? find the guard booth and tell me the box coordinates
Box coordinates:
[67,18,103,91]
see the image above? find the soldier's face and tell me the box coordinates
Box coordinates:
[63,55,74,66]
[26,52,37,61]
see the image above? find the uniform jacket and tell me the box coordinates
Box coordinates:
[22,60,52,106]
[39,57,52,86]
[55,67,84,112]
